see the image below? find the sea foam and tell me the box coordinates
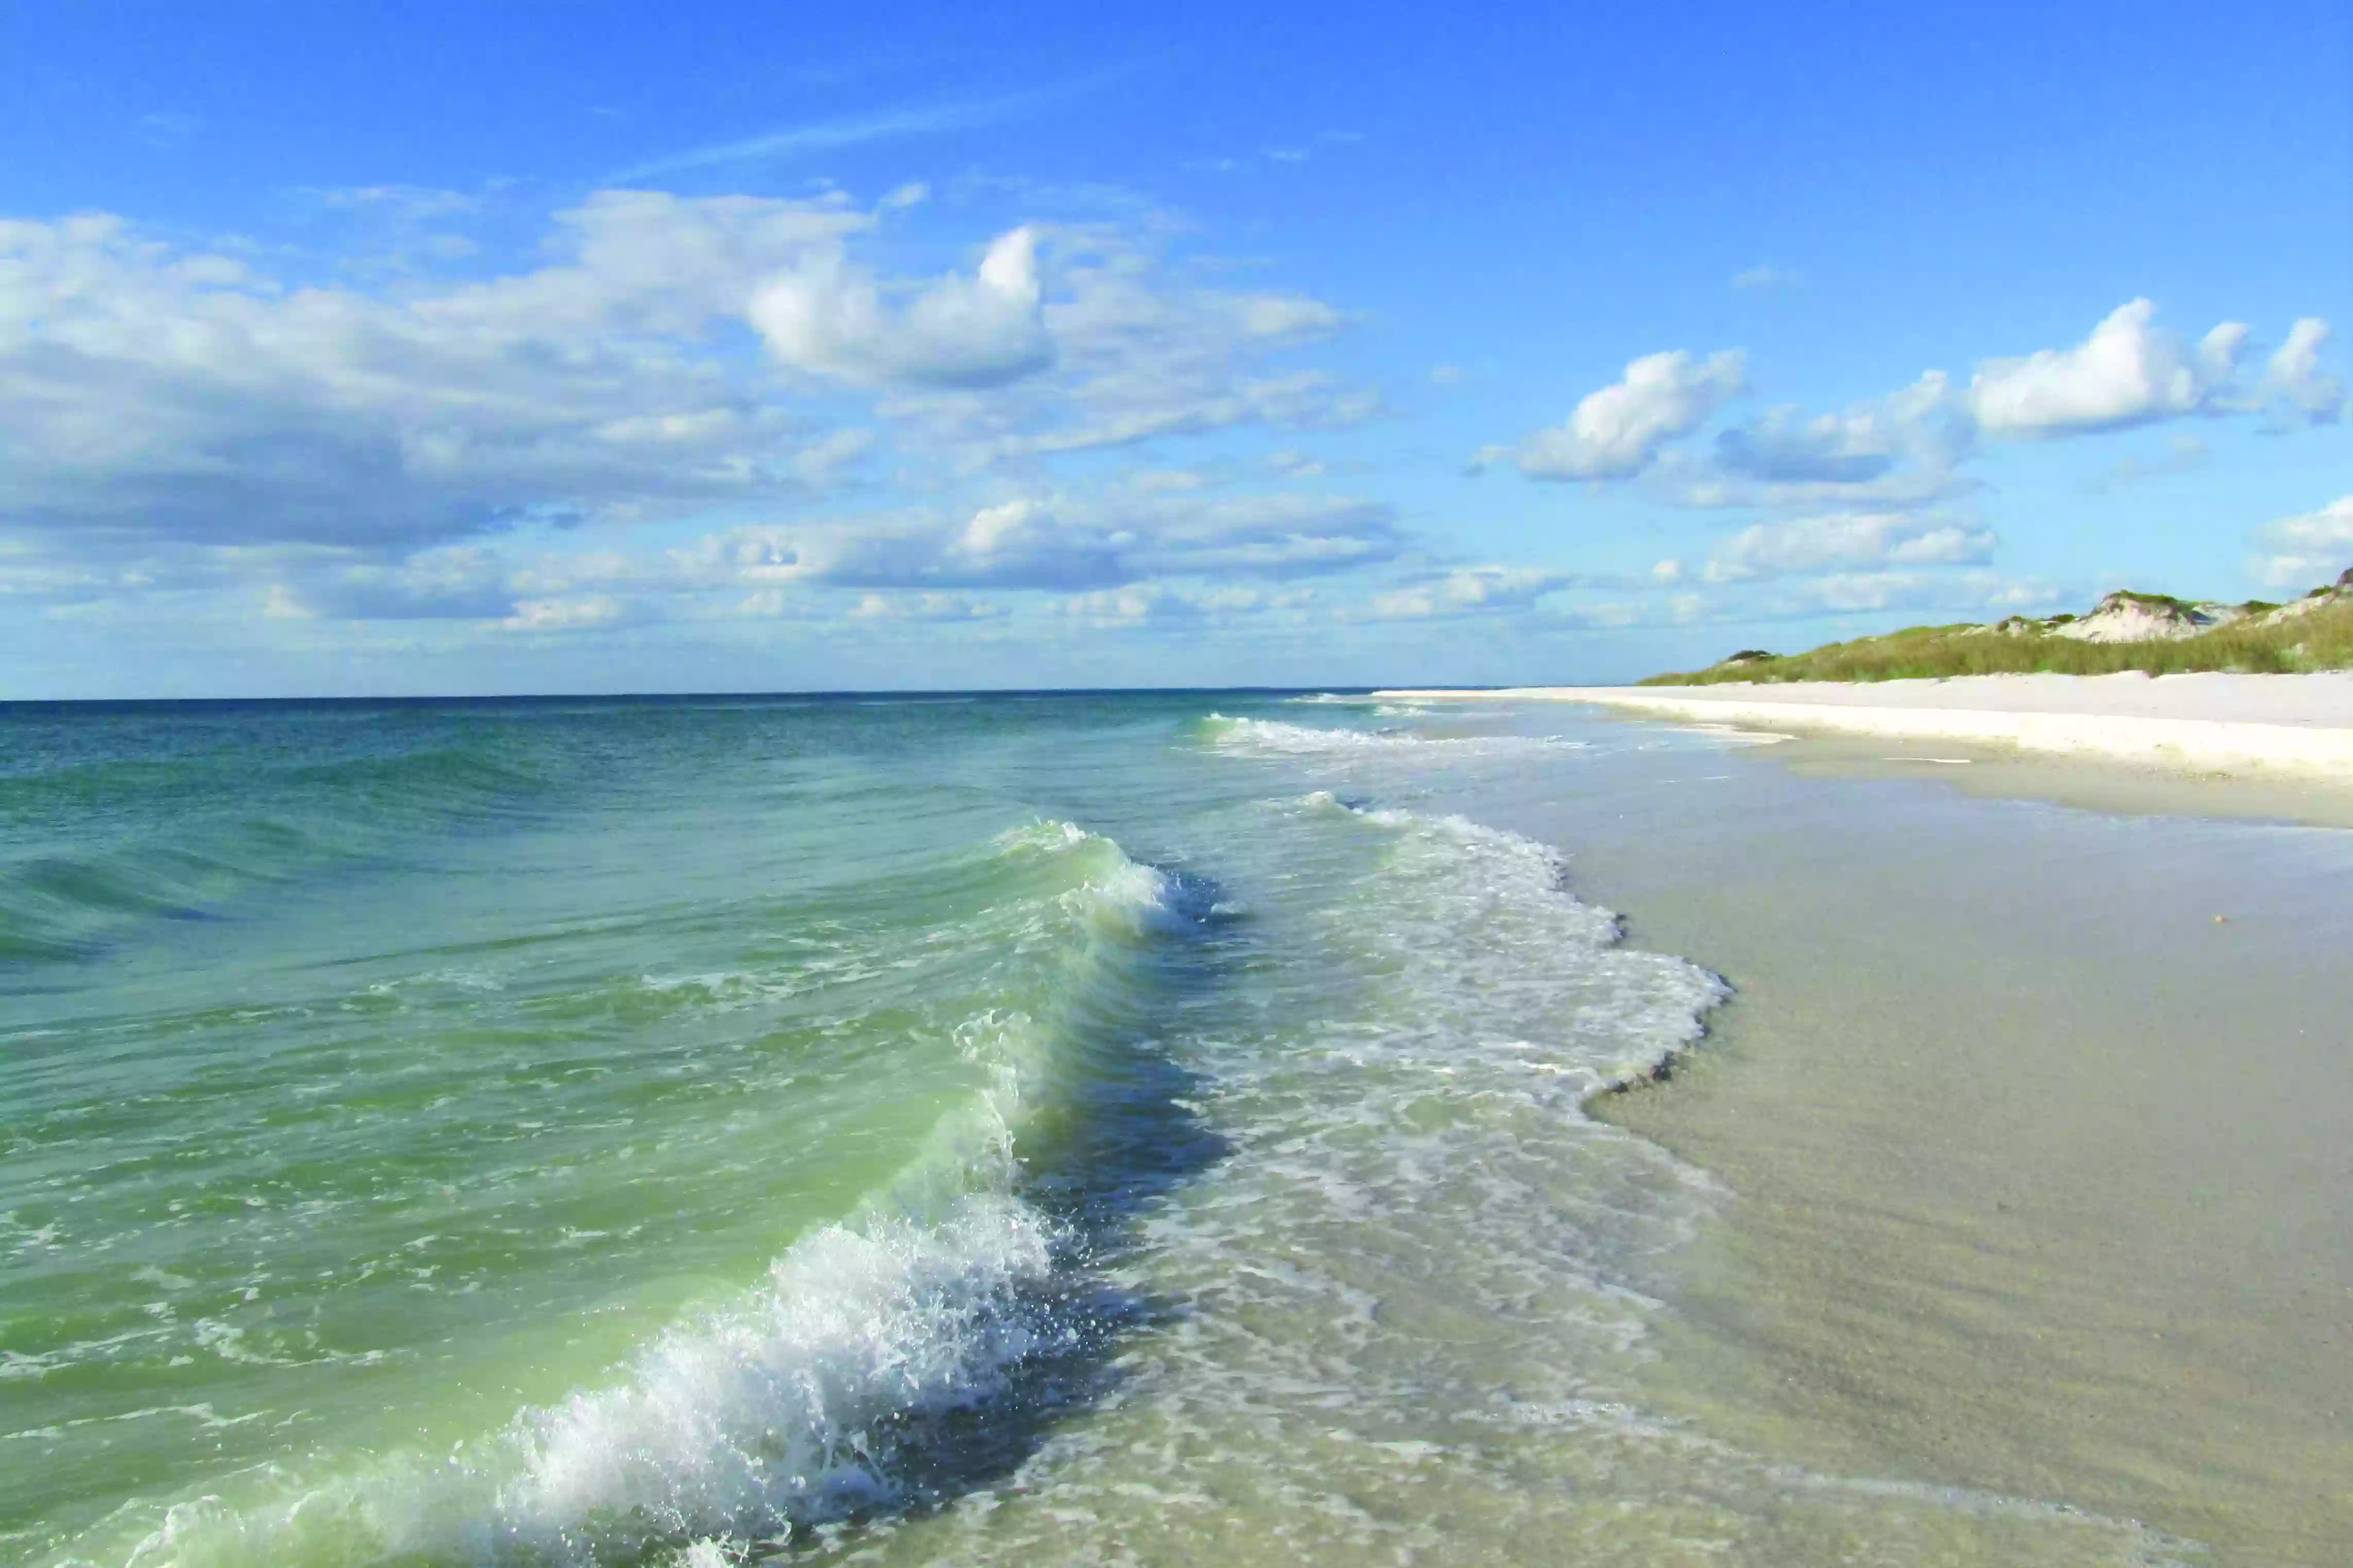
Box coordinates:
[1201,714,1579,758]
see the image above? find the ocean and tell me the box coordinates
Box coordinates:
[1,693,2187,1566]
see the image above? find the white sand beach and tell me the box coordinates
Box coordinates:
[1408,711,2353,1567]
[1379,672,2353,780]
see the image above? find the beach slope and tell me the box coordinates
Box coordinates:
[1379,672,2353,780]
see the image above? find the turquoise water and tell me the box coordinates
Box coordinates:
[2,695,2180,1566]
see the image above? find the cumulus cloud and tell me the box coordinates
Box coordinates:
[749,225,1054,387]
[1238,294,1348,342]
[1054,584,1182,624]
[1497,300,2334,510]
[1051,580,1311,627]
[1357,565,1576,621]
[1964,299,2239,438]
[227,476,1395,630]
[0,189,1381,641]
[1543,592,1708,630]
[1586,568,2054,624]
[951,491,1398,584]
[1703,511,1996,584]
[0,195,868,549]
[1712,406,1899,484]
[900,230,1372,462]
[1482,350,1746,480]
[1952,304,2338,440]
[657,490,1400,603]
[1661,372,1969,510]
[847,591,1004,621]
[2262,319,2346,425]
[2244,495,2353,588]
[1760,569,2059,617]
[271,546,521,620]
[498,595,637,634]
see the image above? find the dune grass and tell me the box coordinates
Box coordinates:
[1645,593,2353,685]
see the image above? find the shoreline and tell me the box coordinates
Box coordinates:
[1378,672,2353,783]
[1425,729,2353,1567]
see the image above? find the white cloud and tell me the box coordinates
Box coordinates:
[1703,511,1996,584]
[1356,565,1574,621]
[1361,587,1440,620]
[1051,580,1314,627]
[662,490,1399,599]
[2198,321,2250,386]
[1965,299,2238,438]
[1542,591,1711,629]
[1641,301,2330,510]
[1730,265,1803,290]
[498,595,635,634]
[872,225,1375,463]
[749,225,1054,387]
[2244,495,2353,588]
[1755,569,2060,618]
[1126,468,1212,493]
[1712,405,1901,484]
[276,545,520,620]
[847,591,1003,621]
[0,191,1379,640]
[1056,585,1175,624]
[1485,349,1746,480]
[1238,294,1347,342]
[1264,449,1326,478]
[1699,370,1966,503]
[1437,565,1568,607]
[0,194,868,549]
[607,81,1097,181]
[230,478,1394,628]
[2261,319,2346,425]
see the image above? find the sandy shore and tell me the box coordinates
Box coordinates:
[1378,672,2353,780]
[1419,727,2353,1567]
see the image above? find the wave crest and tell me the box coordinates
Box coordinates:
[112,820,1197,1568]
[1199,714,1580,758]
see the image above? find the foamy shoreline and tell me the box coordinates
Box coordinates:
[1377,672,2353,780]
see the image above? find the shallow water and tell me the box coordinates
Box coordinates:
[3,694,2188,1565]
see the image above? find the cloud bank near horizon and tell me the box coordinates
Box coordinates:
[0,183,2345,684]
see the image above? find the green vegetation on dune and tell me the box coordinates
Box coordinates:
[1646,578,2353,685]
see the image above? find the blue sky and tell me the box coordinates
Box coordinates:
[3,1,2347,696]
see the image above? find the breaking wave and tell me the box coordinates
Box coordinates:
[1198,713,1582,758]
[100,822,1207,1567]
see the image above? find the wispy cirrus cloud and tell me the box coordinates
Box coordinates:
[1729,264,1803,291]
[608,71,1131,182]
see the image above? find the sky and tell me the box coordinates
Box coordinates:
[2,1,2348,697]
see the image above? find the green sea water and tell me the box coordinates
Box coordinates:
[1,694,2188,1566]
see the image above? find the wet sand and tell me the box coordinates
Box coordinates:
[1437,723,2353,1567]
